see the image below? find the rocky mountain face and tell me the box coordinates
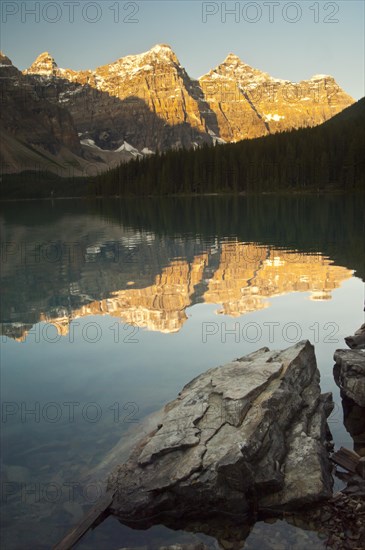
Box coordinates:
[0,52,141,175]
[22,45,354,155]
[0,52,84,173]
[23,46,217,152]
[199,53,354,141]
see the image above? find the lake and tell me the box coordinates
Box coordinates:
[1,194,364,549]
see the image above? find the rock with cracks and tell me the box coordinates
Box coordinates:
[108,341,334,531]
[334,349,365,407]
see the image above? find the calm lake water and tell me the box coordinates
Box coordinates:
[1,195,364,549]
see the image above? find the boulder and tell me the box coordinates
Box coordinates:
[334,349,365,407]
[108,341,333,532]
[345,323,365,350]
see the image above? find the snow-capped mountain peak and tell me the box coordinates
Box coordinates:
[121,43,179,65]
[25,52,58,75]
[223,52,242,64]
[149,43,174,55]
[99,43,181,79]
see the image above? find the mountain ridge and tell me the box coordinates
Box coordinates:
[22,44,354,148]
[0,44,356,176]
[23,46,338,85]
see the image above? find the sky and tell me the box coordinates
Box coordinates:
[1,0,364,99]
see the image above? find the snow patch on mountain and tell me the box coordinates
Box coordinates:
[80,138,154,157]
[212,136,226,145]
[310,74,331,81]
[115,141,142,156]
[264,114,285,122]
[80,139,103,150]
[106,44,180,79]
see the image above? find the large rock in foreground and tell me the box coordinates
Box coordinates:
[108,341,333,529]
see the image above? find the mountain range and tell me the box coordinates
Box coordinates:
[0,44,355,176]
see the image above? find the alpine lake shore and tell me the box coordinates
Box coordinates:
[54,326,365,550]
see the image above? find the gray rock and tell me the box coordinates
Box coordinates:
[340,393,365,456]
[108,341,333,533]
[334,349,365,407]
[345,324,365,350]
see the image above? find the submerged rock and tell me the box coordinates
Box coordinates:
[334,349,365,407]
[108,341,333,532]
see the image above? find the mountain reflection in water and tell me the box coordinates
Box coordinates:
[1,194,362,339]
[2,244,352,340]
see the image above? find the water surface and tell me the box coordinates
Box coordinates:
[1,195,364,548]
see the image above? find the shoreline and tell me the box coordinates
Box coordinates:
[1,188,364,203]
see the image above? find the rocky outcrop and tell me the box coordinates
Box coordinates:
[341,393,365,457]
[334,324,365,408]
[334,349,365,407]
[345,324,365,350]
[22,45,354,153]
[108,341,333,533]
